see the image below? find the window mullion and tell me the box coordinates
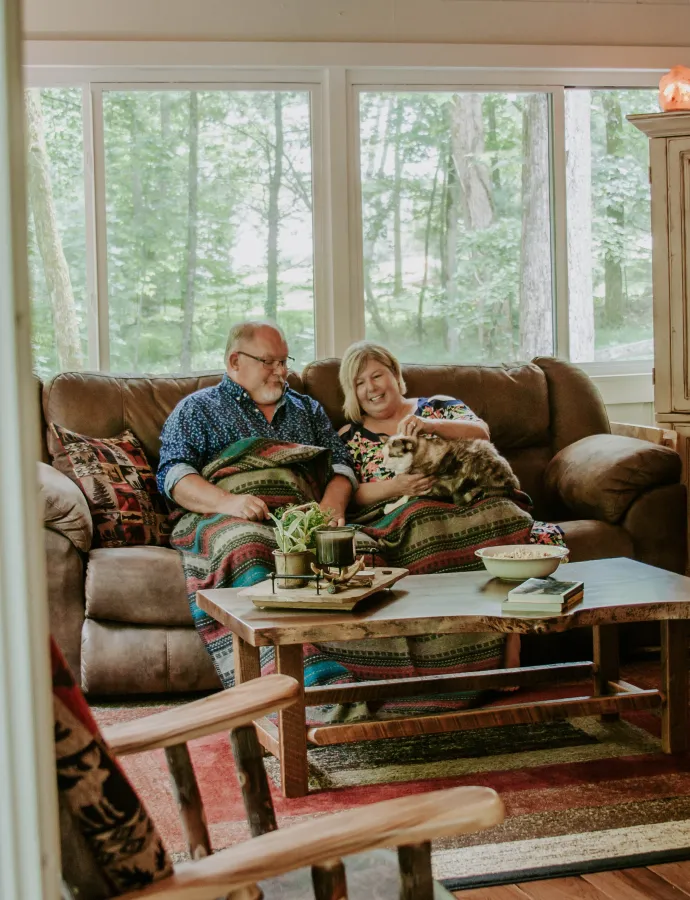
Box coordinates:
[91,86,110,372]
[551,87,570,361]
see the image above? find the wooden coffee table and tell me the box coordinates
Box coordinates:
[197,557,690,797]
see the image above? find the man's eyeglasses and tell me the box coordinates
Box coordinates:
[236,350,295,371]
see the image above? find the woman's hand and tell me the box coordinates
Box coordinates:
[391,473,436,497]
[398,414,433,437]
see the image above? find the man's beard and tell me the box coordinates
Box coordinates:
[254,379,285,405]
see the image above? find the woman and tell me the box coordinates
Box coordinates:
[322,342,565,714]
[339,341,491,508]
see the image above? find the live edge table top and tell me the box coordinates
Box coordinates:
[196,557,690,648]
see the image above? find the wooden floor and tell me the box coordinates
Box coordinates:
[453,862,690,898]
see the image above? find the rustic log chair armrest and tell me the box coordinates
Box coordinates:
[102,674,301,755]
[115,786,504,900]
[37,461,93,552]
[544,433,682,525]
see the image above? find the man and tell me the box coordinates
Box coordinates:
[157,320,355,520]
[158,321,355,687]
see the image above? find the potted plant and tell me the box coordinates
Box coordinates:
[269,502,333,589]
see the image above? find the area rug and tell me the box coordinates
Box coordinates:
[93,661,690,888]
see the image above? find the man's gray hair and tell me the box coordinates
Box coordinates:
[224,320,286,364]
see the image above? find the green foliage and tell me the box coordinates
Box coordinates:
[28,85,659,378]
[269,502,333,553]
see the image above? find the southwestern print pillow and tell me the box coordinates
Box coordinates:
[49,424,171,548]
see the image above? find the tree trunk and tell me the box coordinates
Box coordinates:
[603,92,625,329]
[181,92,199,374]
[486,95,502,195]
[266,93,284,321]
[519,94,552,359]
[449,94,493,352]
[566,90,595,362]
[444,154,460,356]
[418,157,441,334]
[393,100,404,299]
[450,94,493,231]
[25,89,83,370]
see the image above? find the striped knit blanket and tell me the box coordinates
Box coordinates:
[170,439,564,724]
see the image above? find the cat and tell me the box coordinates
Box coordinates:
[380,432,520,508]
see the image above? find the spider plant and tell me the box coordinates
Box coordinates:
[268,502,333,554]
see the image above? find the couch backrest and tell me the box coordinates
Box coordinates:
[42,371,305,467]
[42,357,609,519]
[302,356,610,516]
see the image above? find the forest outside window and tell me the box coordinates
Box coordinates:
[103,89,316,374]
[565,88,657,365]
[26,87,88,379]
[359,90,554,366]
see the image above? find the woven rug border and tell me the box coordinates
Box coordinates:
[441,846,690,892]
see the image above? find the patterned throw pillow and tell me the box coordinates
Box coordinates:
[49,424,171,548]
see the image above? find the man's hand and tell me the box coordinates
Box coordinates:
[319,501,346,527]
[216,493,270,521]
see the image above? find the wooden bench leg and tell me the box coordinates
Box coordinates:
[275,643,309,798]
[661,620,689,754]
[593,624,619,722]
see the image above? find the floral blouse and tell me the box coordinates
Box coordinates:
[340,397,482,484]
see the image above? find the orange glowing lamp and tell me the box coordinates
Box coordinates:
[659,66,690,112]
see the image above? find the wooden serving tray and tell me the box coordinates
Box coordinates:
[239,567,409,611]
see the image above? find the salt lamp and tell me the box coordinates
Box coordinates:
[659,65,690,112]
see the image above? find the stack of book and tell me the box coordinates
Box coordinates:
[501,576,584,615]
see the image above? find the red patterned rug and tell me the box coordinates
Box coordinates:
[94,660,690,887]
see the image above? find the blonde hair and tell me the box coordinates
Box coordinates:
[339,341,407,423]
[224,320,286,365]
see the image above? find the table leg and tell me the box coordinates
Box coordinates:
[661,620,689,754]
[234,635,261,684]
[275,643,309,798]
[593,624,619,722]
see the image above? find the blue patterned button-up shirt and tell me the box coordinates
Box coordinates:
[156,374,356,501]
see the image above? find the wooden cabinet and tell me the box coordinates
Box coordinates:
[630,113,690,425]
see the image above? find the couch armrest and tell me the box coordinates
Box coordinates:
[545,434,682,524]
[38,461,93,552]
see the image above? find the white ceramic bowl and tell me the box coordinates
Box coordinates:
[475,544,569,581]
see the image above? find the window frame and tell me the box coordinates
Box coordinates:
[24,50,665,407]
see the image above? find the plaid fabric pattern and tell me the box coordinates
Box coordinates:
[50,424,171,548]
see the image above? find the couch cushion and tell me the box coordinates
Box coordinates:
[533,357,610,453]
[302,359,552,450]
[558,519,635,562]
[85,547,191,625]
[50,425,171,548]
[81,620,220,694]
[43,370,305,466]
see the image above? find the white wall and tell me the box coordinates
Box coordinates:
[21,0,690,46]
[607,402,655,427]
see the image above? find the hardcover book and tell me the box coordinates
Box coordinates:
[506,576,584,603]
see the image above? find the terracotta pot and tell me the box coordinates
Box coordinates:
[272,550,316,590]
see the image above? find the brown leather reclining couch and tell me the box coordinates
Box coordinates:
[40,357,687,696]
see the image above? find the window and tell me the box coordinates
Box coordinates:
[565,88,658,364]
[25,64,660,390]
[25,87,87,379]
[359,91,553,365]
[102,89,315,374]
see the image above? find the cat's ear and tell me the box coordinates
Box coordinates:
[403,438,416,453]
[379,434,389,445]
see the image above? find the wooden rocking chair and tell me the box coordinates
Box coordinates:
[54,639,503,900]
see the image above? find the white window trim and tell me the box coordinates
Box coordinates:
[2,10,60,900]
[24,44,665,397]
